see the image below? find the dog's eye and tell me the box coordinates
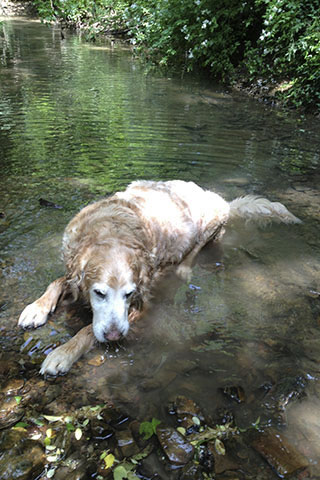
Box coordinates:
[124,291,134,300]
[94,289,106,299]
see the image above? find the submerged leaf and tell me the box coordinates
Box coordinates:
[66,422,75,432]
[75,427,82,440]
[43,415,62,422]
[104,453,115,469]
[131,444,153,463]
[215,438,226,455]
[192,416,201,426]
[139,422,154,440]
[14,421,29,428]
[113,465,128,480]
[47,468,56,478]
[139,418,161,440]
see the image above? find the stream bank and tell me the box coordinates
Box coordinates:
[0,0,35,16]
[1,14,320,480]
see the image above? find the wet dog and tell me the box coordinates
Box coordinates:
[18,180,301,375]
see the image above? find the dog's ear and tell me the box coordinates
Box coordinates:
[67,270,84,301]
[130,290,144,312]
[66,252,90,301]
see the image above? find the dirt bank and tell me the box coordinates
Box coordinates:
[0,0,36,16]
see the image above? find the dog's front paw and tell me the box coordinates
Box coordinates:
[18,301,49,329]
[40,345,74,376]
[176,264,192,282]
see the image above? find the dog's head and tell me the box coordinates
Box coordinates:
[69,245,145,343]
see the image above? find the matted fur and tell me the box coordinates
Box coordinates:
[18,180,300,375]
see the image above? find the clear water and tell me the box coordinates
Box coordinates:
[1,17,320,477]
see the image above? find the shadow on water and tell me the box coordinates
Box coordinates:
[0,16,320,480]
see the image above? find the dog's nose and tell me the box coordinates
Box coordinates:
[104,328,122,342]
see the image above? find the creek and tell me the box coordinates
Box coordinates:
[1,16,320,480]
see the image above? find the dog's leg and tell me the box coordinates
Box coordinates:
[18,276,66,329]
[176,225,225,281]
[176,244,204,282]
[40,324,95,375]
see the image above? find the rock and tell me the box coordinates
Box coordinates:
[0,396,24,429]
[156,426,194,465]
[180,462,204,479]
[0,430,45,480]
[1,379,24,396]
[215,408,235,426]
[140,369,177,391]
[90,418,114,441]
[169,395,205,432]
[115,429,140,458]
[54,452,89,480]
[207,442,239,474]
[220,386,245,404]
[252,428,309,477]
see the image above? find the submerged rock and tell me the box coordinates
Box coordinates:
[0,430,45,480]
[180,462,204,479]
[252,428,309,477]
[116,429,140,458]
[156,426,194,465]
[169,395,205,432]
[220,386,245,404]
[0,396,24,429]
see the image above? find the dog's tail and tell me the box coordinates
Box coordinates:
[229,195,301,225]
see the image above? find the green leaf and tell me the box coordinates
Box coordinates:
[33,418,44,427]
[113,465,128,480]
[151,418,161,431]
[44,437,51,446]
[139,422,154,440]
[15,396,22,405]
[139,418,161,440]
[14,421,29,428]
[66,423,75,432]
[131,444,153,463]
[100,451,108,460]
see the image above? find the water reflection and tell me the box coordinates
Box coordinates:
[0,16,320,478]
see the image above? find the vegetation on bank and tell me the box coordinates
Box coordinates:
[33,0,319,112]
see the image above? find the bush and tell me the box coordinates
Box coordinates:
[123,0,264,81]
[32,0,319,111]
[245,0,320,110]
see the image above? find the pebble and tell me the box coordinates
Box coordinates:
[156,426,194,465]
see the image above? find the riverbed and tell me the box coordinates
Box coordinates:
[1,16,320,480]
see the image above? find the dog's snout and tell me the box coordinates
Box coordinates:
[104,327,123,342]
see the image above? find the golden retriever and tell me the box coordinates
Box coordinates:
[18,180,300,375]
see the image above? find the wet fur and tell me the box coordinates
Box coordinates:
[18,180,300,375]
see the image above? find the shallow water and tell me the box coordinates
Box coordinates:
[1,16,320,478]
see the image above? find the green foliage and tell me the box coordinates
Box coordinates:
[139,417,161,440]
[246,0,320,110]
[122,0,263,81]
[32,0,319,111]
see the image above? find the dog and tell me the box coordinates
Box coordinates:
[18,180,301,375]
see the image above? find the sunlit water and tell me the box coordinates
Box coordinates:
[1,17,320,477]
